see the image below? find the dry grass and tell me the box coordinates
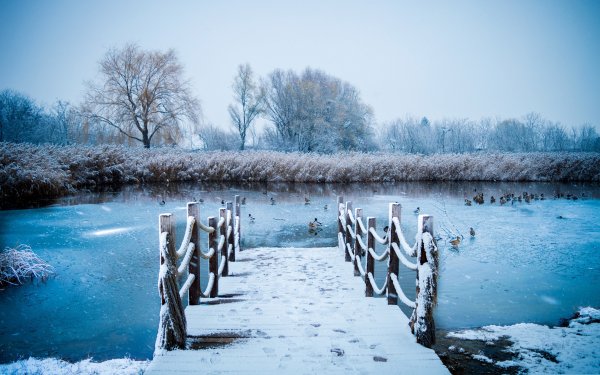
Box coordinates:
[0,245,54,286]
[1,142,599,206]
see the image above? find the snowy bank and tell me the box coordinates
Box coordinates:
[447,307,600,374]
[0,357,148,375]
[2,142,600,206]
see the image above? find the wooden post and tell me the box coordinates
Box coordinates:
[387,203,400,305]
[157,213,186,350]
[219,207,228,277]
[344,201,353,262]
[366,217,375,297]
[337,196,344,253]
[412,214,437,348]
[227,202,235,262]
[188,203,201,305]
[208,216,219,298]
[235,195,241,254]
[353,208,363,276]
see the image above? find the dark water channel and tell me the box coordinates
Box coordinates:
[1,181,599,363]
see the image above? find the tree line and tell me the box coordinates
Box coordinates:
[1,43,599,153]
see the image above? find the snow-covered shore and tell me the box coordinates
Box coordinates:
[447,307,600,374]
[0,357,148,375]
[2,142,599,206]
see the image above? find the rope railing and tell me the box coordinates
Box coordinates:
[336,196,439,348]
[156,196,242,352]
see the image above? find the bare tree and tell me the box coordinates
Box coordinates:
[228,64,263,150]
[83,43,200,148]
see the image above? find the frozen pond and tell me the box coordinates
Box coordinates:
[1,181,599,363]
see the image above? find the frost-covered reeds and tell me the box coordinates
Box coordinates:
[1,142,599,205]
[0,245,54,286]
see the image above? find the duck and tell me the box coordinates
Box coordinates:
[450,236,461,247]
[323,204,328,211]
[469,227,475,237]
[414,207,420,215]
[248,213,255,223]
[500,196,507,205]
[221,199,225,205]
[159,200,165,206]
[270,197,276,205]
[241,197,246,205]
[308,218,322,229]
[304,197,311,205]
[490,196,496,204]
[464,199,472,206]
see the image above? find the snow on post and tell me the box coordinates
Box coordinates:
[411,214,438,348]
[365,217,376,297]
[234,194,241,255]
[344,201,353,262]
[208,217,219,298]
[188,203,201,305]
[353,208,363,276]
[219,208,229,277]
[337,196,345,254]
[156,213,187,352]
[387,203,400,305]
[227,201,235,263]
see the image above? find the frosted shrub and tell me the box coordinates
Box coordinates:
[0,245,54,286]
[1,143,600,206]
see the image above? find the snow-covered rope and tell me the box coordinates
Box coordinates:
[356,254,366,277]
[338,232,345,252]
[367,272,388,295]
[356,234,367,251]
[356,216,367,234]
[346,243,355,261]
[178,273,195,299]
[391,242,417,270]
[199,247,215,260]
[177,243,195,276]
[228,243,233,259]
[390,273,416,308]
[392,217,418,257]
[176,216,195,258]
[200,273,215,298]
[346,224,356,239]
[217,255,227,277]
[227,225,232,239]
[217,217,225,229]
[217,234,226,252]
[347,209,356,224]
[368,246,389,262]
[338,214,346,229]
[197,220,215,234]
[369,227,389,245]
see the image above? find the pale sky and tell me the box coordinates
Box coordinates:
[1,0,599,130]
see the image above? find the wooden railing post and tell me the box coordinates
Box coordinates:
[344,201,353,262]
[208,216,219,298]
[227,202,235,262]
[366,217,375,297]
[219,207,229,277]
[157,213,186,350]
[234,195,241,254]
[353,208,363,276]
[188,203,201,305]
[337,196,344,252]
[387,203,400,305]
[412,214,438,348]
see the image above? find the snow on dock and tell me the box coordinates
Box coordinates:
[146,247,449,374]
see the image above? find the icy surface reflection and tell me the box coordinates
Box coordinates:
[0,181,598,363]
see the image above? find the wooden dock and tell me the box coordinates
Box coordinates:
[146,247,449,374]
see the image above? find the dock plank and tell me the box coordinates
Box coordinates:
[146,247,448,374]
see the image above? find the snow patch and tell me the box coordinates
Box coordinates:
[0,357,148,375]
[448,307,600,374]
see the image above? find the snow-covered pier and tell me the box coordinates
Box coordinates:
[147,196,448,374]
